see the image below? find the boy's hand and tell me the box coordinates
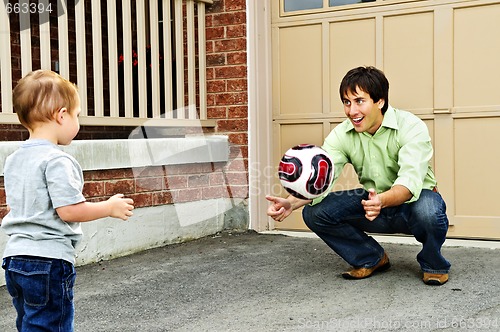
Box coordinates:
[108,194,134,220]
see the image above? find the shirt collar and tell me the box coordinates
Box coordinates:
[344,105,398,133]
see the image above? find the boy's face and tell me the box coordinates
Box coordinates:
[342,86,384,135]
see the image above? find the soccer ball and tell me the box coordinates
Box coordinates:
[278,144,334,200]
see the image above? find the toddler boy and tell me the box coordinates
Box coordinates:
[1,70,135,331]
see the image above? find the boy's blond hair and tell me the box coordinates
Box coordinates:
[12,70,79,130]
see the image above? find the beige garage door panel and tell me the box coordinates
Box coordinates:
[384,12,434,113]
[279,123,325,152]
[454,4,500,108]
[330,19,376,115]
[279,25,323,116]
[454,118,500,217]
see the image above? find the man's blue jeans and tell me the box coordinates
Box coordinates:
[302,189,451,274]
[2,256,76,332]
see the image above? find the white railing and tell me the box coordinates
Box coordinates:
[0,0,214,127]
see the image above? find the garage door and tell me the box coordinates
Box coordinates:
[271,0,500,239]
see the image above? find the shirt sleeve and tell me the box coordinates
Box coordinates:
[310,126,349,206]
[393,118,434,202]
[45,155,86,209]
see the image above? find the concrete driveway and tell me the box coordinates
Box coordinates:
[1,231,499,331]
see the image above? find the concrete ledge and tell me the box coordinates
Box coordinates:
[262,230,500,249]
[0,136,229,173]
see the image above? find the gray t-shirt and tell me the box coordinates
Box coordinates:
[2,139,86,264]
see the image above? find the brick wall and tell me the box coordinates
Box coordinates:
[205,0,248,197]
[83,162,245,208]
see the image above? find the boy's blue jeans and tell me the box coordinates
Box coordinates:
[302,189,451,274]
[2,256,76,332]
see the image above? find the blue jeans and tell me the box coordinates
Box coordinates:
[2,256,76,332]
[302,189,451,274]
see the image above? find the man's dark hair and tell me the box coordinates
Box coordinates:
[339,66,389,114]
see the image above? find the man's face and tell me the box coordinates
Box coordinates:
[342,87,384,135]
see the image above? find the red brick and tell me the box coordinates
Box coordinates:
[152,191,174,205]
[228,106,248,118]
[206,41,215,54]
[0,207,10,220]
[212,12,246,26]
[206,67,215,80]
[207,80,226,93]
[224,172,248,185]
[129,193,153,208]
[226,25,246,38]
[206,26,225,40]
[214,92,248,106]
[176,188,203,202]
[188,174,210,187]
[105,179,135,195]
[227,185,249,198]
[136,177,163,192]
[207,53,226,66]
[207,94,216,107]
[215,66,247,79]
[227,79,247,92]
[229,145,246,159]
[228,132,248,145]
[227,52,246,65]
[203,186,230,199]
[226,0,246,11]
[83,181,105,198]
[207,106,227,119]
[225,156,248,171]
[214,39,246,52]
[238,146,249,158]
[209,172,225,185]
[205,14,214,27]
[164,175,188,189]
[0,187,5,205]
[217,119,248,132]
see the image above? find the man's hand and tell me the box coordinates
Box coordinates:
[266,195,311,222]
[361,185,413,221]
[361,188,382,221]
[266,195,294,222]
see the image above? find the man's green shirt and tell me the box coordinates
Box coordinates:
[312,106,437,205]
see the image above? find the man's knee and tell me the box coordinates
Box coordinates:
[411,191,448,230]
[302,204,337,232]
[302,205,319,231]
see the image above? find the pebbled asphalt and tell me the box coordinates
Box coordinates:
[1,231,500,331]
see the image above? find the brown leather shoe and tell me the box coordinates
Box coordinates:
[342,252,390,279]
[423,272,449,286]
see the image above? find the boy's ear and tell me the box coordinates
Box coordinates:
[55,108,68,124]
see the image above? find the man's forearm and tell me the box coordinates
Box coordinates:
[379,185,412,208]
